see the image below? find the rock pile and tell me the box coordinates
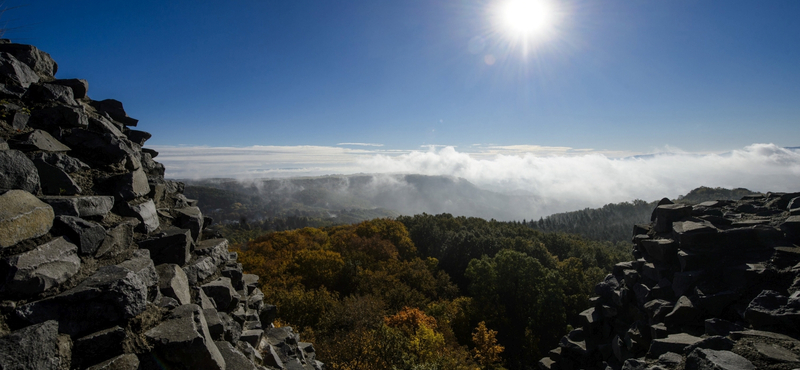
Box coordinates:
[0,40,321,370]
[540,195,800,369]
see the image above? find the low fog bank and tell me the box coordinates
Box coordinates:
[164,143,800,220]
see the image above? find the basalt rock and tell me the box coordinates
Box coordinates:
[541,192,800,370]
[0,40,313,370]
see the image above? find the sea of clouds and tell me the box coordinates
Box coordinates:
[152,143,800,214]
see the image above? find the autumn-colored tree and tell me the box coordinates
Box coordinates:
[472,321,505,369]
[384,307,438,332]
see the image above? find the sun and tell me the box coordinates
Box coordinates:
[500,0,554,38]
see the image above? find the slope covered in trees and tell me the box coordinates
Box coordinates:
[234,216,632,369]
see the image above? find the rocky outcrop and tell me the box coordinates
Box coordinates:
[0,40,320,370]
[539,195,800,370]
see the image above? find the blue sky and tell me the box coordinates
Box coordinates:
[9,0,799,151]
[5,1,800,203]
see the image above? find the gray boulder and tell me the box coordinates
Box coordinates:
[184,256,218,285]
[138,228,193,266]
[50,78,88,99]
[11,110,29,130]
[52,215,105,255]
[144,304,225,370]
[204,308,225,340]
[652,204,692,233]
[220,311,243,344]
[0,190,53,248]
[126,129,151,145]
[0,42,58,79]
[196,238,231,266]
[215,340,259,370]
[0,236,80,296]
[72,326,126,369]
[85,354,140,370]
[95,220,136,258]
[202,277,242,312]
[157,263,192,305]
[647,333,702,358]
[29,105,89,130]
[39,195,114,217]
[91,99,138,127]
[118,199,159,233]
[30,152,89,173]
[685,348,754,370]
[61,129,138,169]
[174,206,204,241]
[117,249,158,288]
[0,320,61,370]
[9,129,70,152]
[664,296,701,327]
[115,168,150,200]
[24,82,77,105]
[744,290,800,331]
[32,158,82,195]
[15,265,148,336]
[0,51,39,88]
[0,150,41,194]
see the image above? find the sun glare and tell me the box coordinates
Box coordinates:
[500,0,554,38]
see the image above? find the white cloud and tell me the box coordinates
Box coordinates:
[337,142,385,147]
[151,143,800,215]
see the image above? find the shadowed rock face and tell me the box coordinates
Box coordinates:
[540,192,800,370]
[0,40,320,370]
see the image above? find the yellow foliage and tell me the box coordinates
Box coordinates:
[384,307,438,332]
[472,321,504,369]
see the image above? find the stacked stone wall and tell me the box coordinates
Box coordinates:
[0,40,319,370]
[540,195,800,369]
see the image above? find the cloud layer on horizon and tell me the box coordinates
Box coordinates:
[152,143,800,212]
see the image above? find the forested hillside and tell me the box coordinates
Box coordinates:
[233,215,632,369]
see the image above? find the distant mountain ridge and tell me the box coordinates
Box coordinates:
[182,174,541,224]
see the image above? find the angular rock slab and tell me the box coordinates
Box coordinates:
[25,82,77,105]
[72,326,126,370]
[685,348,754,370]
[32,158,82,195]
[30,152,90,174]
[138,228,192,266]
[95,220,136,258]
[39,195,114,217]
[202,277,242,312]
[0,150,41,194]
[647,333,702,358]
[174,206,204,241]
[0,51,39,88]
[15,265,148,336]
[52,215,105,255]
[745,290,800,331]
[118,199,159,233]
[157,263,192,305]
[0,190,53,248]
[85,354,140,370]
[9,129,71,152]
[30,105,88,131]
[115,168,150,200]
[117,249,158,288]
[145,304,225,370]
[215,341,259,370]
[0,320,61,370]
[0,236,80,296]
[0,42,58,79]
[51,78,88,99]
